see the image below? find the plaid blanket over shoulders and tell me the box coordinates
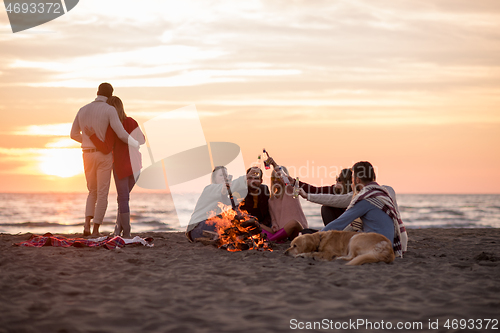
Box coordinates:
[344,183,407,258]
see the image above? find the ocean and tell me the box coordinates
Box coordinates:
[0,193,499,235]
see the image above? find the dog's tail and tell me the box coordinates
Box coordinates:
[346,241,395,266]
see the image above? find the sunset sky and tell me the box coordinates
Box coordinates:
[0,0,499,193]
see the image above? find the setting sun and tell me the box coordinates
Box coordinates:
[38,148,83,178]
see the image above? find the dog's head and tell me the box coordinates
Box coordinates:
[285,232,321,256]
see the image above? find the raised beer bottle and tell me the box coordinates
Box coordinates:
[293,177,300,198]
[251,154,262,169]
[262,149,271,170]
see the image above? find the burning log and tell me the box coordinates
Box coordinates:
[200,204,273,252]
[224,242,250,252]
[217,212,272,252]
[197,168,273,252]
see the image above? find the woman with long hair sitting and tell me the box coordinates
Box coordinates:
[263,166,307,242]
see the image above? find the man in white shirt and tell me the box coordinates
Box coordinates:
[70,83,140,236]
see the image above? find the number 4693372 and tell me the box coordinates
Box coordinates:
[5,2,62,14]
[444,319,498,330]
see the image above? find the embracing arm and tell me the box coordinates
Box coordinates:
[123,118,146,145]
[132,125,146,145]
[89,125,114,154]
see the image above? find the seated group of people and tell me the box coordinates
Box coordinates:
[185,163,306,243]
[186,159,408,257]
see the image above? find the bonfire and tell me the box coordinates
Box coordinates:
[195,168,272,252]
[198,203,272,252]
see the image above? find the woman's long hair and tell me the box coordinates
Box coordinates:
[337,168,353,195]
[211,166,227,184]
[107,96,127,122]
[270,165,289,199]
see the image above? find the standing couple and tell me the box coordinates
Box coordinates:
[70,83,145,237]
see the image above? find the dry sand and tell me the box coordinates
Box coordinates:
[0,228,499,333]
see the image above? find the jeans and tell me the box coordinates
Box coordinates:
[113,167,137,214]
[188,214,225,241]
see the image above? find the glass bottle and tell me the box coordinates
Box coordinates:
[293,177,300,198]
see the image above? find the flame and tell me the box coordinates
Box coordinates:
[205,203,272,252]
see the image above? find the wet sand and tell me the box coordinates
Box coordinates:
[0,228,499,333]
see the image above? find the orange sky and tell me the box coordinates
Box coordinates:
[0,0,499,193]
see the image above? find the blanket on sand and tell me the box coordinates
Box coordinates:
[14,233,153,250]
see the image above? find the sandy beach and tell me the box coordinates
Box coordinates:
[1,228,499,333]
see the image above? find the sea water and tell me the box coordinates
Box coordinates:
[0,193,499,234]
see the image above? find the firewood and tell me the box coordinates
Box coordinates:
[225,242,249,251]
[194,237,219,246]
[202,230,219,240]
[241,219,259,229]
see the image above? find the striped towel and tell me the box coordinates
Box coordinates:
[15,233,153,250]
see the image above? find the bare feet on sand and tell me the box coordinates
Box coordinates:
[83,216,92,236]
[91,223,100,237]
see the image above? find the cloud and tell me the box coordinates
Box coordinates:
[0,147,44,175]
[1,1,499,128]
[9,123,73,136]
[1,0,499,91]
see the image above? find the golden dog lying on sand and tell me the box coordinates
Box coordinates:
[285,230,395,265]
